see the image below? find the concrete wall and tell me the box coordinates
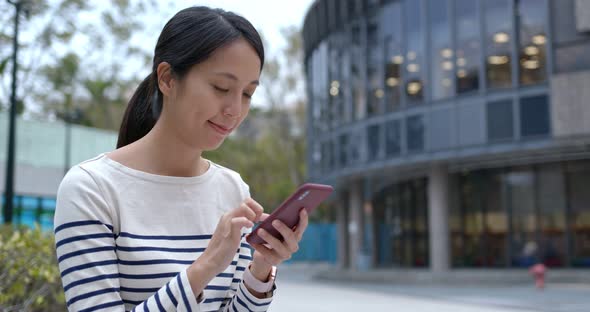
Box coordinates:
[0,112,117,196]
[575,0,590,32]
[550,70,590,137]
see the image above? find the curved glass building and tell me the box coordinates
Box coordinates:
[303,0,590,271]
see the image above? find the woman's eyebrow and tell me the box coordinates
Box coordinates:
[214,72,259,85]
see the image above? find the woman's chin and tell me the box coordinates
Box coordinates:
[203,138,226,151]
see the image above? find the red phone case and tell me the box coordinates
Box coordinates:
[246,183,334,245]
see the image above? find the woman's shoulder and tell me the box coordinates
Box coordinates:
[208,161,250,197]
[57,153,112,199]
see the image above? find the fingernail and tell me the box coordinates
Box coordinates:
[272,220,281,227]
[258,229,266,236]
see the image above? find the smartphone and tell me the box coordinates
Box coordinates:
[246,183,334,245]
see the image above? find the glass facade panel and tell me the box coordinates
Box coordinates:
[406,115,425,152]
[518,0,548,85]
[350,131,362,164]
[567,163,590,267]
[385,119,401,157]
[538,165,567,267]
[329,40,343,127]
[507,170,537,267]
[455,171,508,267]
[404,0,425,103]
[520,95,550,137]
[455,0,480,94]
[367,124,381,161]
[351,25,366,120]
[374,179,429,267]
[367,22,382,117]
[339,134,349,168]
[382,2,403,112]
[487,100,514,141]
[429,0,454,100]
[485,0,512,89]
[451,162,590,268]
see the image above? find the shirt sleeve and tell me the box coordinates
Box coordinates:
[54,166,201,312]
[217,237,274,312]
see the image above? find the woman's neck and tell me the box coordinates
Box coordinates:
[113,121,209,178]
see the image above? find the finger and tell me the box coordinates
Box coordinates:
[231,203,257,222]
[272,220,299,253]
[259,213,270,222]
[295,209,309,241]
[228,217,254,237]
[257,228,291,258]
[251,243,284,265]
[244,198,264,221]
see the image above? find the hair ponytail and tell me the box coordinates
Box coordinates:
[115,6,265,149]
[116,72,162,148]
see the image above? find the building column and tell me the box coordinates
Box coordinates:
[336,192,349,269]
[428,164,451,273]
[347,179,364,270]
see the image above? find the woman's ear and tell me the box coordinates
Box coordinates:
[156,62,175,97]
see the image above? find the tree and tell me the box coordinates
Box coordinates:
[0,0,157,130]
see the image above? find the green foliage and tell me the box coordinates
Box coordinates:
[0,225,65,311]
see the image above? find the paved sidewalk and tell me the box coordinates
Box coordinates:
[268,263,590,312]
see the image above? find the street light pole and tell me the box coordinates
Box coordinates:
[3,0,23,224]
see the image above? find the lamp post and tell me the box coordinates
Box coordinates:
[3,1,21,224]
[3,0,29,224]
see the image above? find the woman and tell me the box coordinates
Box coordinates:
[54,6,306,312]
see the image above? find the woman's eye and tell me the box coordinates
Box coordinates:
[213,86,229,93]
[243,92,252,99]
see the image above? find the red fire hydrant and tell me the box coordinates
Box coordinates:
[529,263,547,290]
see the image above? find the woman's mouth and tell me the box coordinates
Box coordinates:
[207,121,232,135]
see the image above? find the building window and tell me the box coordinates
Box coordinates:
[382,2,403,112]
[367,124,381,161]
[329,39,343,127]
[350,131,362,164]
[485,0,513,89]
[406,115,425,152]
[385,119,401,157]
[487,99,514,141]
[538,165,567,267]
[339,134,349,168]
[518,0,548,85]
[455,0,480,94]
[567,162,590,267]
[506,170,537,267]
[367,22,382,117]
[404,0,425,103]
[374,179,429,268]
[351,25,365,120]
[453,162,590,268]
[520,95,550,138]
[454,171,509,267]
[429,0,454,100]
[321,142,330,173]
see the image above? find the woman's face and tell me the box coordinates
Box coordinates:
[161,38,261,151]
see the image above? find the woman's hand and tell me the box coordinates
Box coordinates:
[188,198,264,295]
[249,208,309,276]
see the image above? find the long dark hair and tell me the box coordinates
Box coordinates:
[117,6,265,148]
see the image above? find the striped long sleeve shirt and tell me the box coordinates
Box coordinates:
[54,153,274,312]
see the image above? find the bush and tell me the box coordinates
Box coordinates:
[0,224,65,311]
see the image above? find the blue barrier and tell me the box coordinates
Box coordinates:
[290,223,338,264]
[1,195,56,231]
[2,196,339,264]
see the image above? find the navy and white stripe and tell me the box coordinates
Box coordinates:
[54,155,275,312]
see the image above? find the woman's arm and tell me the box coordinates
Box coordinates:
[54,166,205,311]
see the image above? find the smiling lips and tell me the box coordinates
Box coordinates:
[207,120,233,135]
